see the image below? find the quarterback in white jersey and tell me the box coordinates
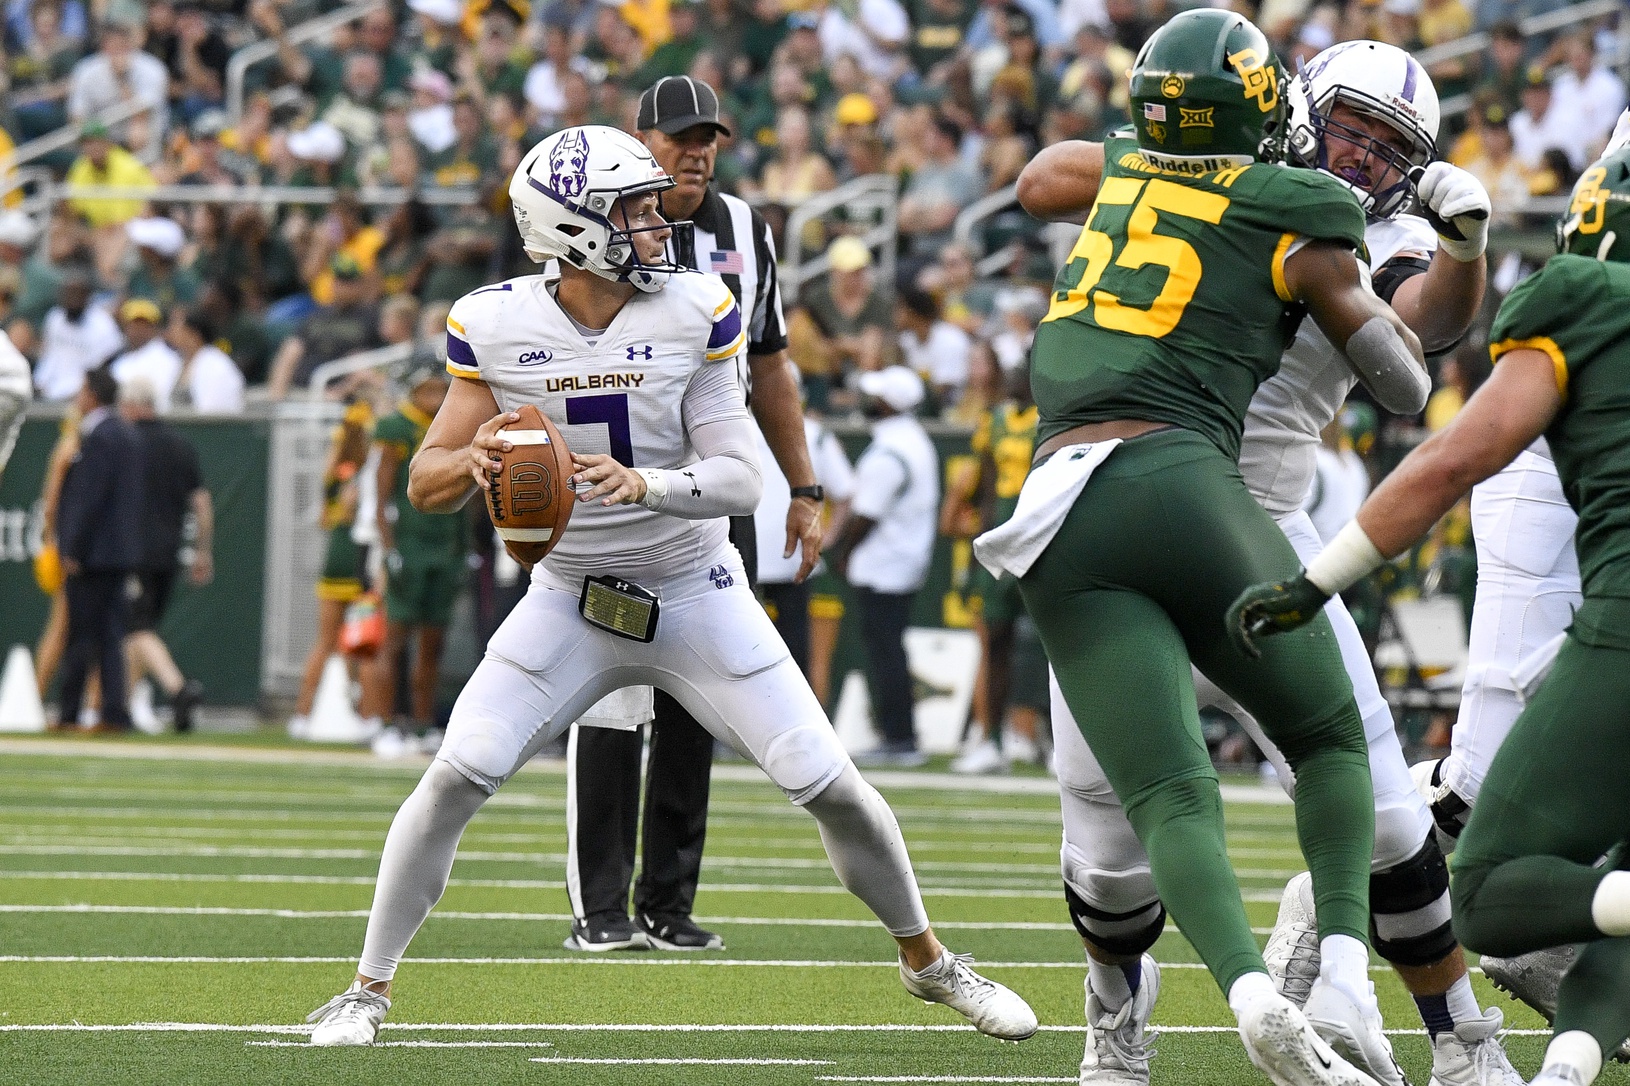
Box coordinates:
[1017,43,1523,1086]
[304,125,1036,1047]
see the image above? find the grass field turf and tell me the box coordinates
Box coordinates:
[0,738,1621,1086]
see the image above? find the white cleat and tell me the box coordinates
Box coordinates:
[1428,1008,1524,1086]
[1240,993,1388,1086]
[951,738,1008,775]
[1081,955,1160,1085]
[307,981,390,1046]
[1263,871,1321,1008]
[1304,978,1408,1086]
[900,949,1038,1041]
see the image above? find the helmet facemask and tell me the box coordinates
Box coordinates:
[1291,75,1436,221]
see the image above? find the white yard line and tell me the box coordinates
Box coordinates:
[249,1040,555,1048]
[528,1057,833,1066]
[0,955,1421,972]
[817,1078,1075,1084]
[0,1022,1548,1036]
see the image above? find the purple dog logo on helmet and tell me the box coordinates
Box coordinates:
[549,129,591,198]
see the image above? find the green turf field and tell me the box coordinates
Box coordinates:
[0,737,1617,1086]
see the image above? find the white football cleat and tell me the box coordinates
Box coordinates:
[1304,978,1407,1086]
[1428,1008,1524,1086]
[1240,992,1387,1086]
[900,950,1038,1041]
[1263,871,1320,1007]
[1528,1066,1596,1086]
[307,981,390,1046]
[1080,955,1160,1085]
[951,738,1007,775]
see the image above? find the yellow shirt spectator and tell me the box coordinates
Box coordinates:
[0,126,19,209]
[65,141,156,228]
[619,0,672,55]
[310,226,387,305]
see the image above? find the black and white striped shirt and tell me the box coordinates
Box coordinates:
[677,187,788,359]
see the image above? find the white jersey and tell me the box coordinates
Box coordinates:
[445,271,749,583]
[1240,213,1438,515]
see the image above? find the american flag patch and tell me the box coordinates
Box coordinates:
[709,250,746,274]
[1143,103,1167,121]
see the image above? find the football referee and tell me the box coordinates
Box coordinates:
[561,75,824,952]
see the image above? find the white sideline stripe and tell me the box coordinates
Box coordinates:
[818,1078,1074,1084]
[250,1040,555,1049]
[0,905,1275,936]
[529,1058,832,1066]
[0,955,1410,972]
[0,738,1296,804]
[0,871,1081,898]
[0,1022,1553,1037]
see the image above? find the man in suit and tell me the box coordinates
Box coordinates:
[55,367,145,732]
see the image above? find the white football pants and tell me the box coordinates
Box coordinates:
[354,558,930,981]
[1444,449,1580,803]
[1055,508,1433,914]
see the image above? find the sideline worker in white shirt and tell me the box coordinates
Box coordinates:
[35,274,123,401]
[109,299,183,408]
[831,365,939,767]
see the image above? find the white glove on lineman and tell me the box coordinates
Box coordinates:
[1412,162,1491,262]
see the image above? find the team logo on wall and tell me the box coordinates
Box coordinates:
[549,129,591,198]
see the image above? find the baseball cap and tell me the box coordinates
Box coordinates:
[1524,65,1553,89]
[0,210,39,248]
[856,366,925,413]
[192,109,228,140]
[81,119,111,140]
[637,75,732,137]
[834,93,879,127]
[826,236,872,273]
[287,120,347,163]
[407,0,464,23]
[126,216,187,258]
[119,298,163,324]
[788,11,820,30]
[331,254,365,281]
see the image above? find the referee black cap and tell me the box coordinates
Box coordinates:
[637,76,732,138]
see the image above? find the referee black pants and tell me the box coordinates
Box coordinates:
[565,516,757,922]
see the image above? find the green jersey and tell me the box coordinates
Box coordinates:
[971,401,1038,527]
[1031,136,1366,458]
[1489,255,1630,601]
[374,402,464,559]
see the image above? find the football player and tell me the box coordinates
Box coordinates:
[1233,144,1630,1086]
[1011,36,1516,1086]
[974,10,1423,1086]
[304,126,1037,1046]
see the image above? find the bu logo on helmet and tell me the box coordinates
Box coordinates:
[627,345,653,360]
[1229,47,1279,113]
[549,129,590,198]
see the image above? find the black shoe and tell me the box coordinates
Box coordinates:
[172,680,203,733]
[637,912,724,951]
[562,913,650,952]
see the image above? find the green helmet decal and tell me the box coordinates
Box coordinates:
[1129,9,1287,168]
[1558,146,1630,263]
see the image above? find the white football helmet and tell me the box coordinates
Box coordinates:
[1286,41,1439,220]
[508,125,692,292]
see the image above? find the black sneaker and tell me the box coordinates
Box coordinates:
[172,679,203,733]
[637,912,724,951]
[562,913,650,952]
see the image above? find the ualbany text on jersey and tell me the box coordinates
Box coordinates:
[542,373,647,392]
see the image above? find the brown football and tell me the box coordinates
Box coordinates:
[487,404,575,567]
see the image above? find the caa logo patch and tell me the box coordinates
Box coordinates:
[518,349,553,366]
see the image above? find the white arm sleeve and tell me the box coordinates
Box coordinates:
[635,357,762,519]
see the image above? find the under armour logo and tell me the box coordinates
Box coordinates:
[627,345,653,361]
[682,470,700,497]
[708,564,734,589]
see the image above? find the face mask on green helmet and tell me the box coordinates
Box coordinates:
[1128,9,1288,174]
[1557,147,1630,263]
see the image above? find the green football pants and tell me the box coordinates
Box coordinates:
[1453,612,1630,1058]
[1019,429,1374,994]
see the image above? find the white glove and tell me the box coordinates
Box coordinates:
[1606,108,1630,157]
[1412,162,1491,263]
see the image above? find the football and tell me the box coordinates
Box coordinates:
[487,404,575,566]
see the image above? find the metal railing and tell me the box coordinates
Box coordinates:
[780,173,899,303]
[307,341,416,397]
[226,0,387,122]
[4,97,155,172]
[952,183,1031,277]
[27,182,479,210]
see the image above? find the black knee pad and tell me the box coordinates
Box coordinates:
[1065,883,1166,957]
[1370,837,1457,966]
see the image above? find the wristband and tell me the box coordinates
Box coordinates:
[1303,521,1385,595]
[790,485,825,501]
[635,469,669,510]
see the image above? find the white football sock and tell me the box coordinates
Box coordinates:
[802,764,930,938]
[1319,933,1373,1003]
[1590,871,1630,936]
[1540,1030,1603,1085]
[1229,970,1278,1020]
[1087,952,1134,1012]
[1444,974,1482,1026]
[357,760,489,981]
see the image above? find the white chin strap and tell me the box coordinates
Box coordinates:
[1599,230,1618,261]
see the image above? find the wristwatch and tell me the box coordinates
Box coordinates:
[790,485,825,502]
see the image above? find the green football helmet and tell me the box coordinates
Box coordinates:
[1128,9,1288,171]
[1558,145,1630,262]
